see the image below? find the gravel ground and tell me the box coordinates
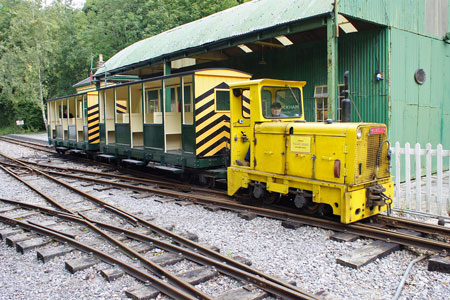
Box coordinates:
[0,133,449,300]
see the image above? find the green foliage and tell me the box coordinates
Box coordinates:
[14,99,45,130]
[0,94,14,127]
[0,0,241,130]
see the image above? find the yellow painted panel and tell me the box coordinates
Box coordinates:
[204,141,228,157]
[196,120,229,143]
[254,133,285,174]
[195,69,251,79]
[195,103,214,121]
[194,94,214,110]
[285,136,314,178]
[89,132,100,139]
[195,113,223,132]
[314,136,346,184]
[290,136,311,153]
[196,131,229,154]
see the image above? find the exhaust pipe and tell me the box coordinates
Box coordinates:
[342,70,351,122]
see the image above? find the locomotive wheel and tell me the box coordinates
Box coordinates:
[262,192,280,205]
[303,203,320,215]
[198,175,215,189]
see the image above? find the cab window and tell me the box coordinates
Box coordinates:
[261,86,302,118]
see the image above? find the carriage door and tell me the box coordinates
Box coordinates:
[163,77,182,153]
[114,85,131,147]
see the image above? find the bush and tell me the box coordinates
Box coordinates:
[0,94,15,127]
[14,99,45,131]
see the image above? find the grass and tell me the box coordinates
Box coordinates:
[0,125,45,136]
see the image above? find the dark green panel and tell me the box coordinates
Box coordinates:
[115,124,131,145]
[144,124,164,149]
[99,123,106,143]
[182,125,195,153]
[83,125,88,142]
[216,90,230,110]
[56,125,63,139]
[68,125,76,141]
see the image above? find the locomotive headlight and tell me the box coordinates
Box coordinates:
[357,128,362,139]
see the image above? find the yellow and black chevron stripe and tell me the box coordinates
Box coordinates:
[242,94,250,118]
[87,104,100,144]
[116,102,128,114]
[195,82,231,157]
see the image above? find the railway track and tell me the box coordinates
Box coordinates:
[0,134,226,193]
[0,136,55,154]
[1,136,449,263]
[1,150,449,255]
[0,151,320,300]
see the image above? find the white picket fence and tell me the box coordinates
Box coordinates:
[391,142,450,216]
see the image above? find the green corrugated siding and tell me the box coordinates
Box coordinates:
[390,27,450,179]
[340,0,449,38]
[339,29,389,125]
[200,29,389,125]
[390,27,450,148]
[340,0,425,34]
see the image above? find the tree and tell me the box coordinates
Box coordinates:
[0,0,60,128]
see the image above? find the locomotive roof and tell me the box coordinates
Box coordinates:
[95,0,333,77]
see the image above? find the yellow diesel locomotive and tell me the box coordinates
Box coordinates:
[227,79,393,223]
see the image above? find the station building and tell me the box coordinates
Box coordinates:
[93,0,450,174]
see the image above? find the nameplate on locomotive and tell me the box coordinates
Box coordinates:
[290,136,311,153]
[370,127,386,135]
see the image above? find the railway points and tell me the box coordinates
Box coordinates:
[0,134,449,300]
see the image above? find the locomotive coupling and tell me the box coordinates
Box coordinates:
[366,183,387,207]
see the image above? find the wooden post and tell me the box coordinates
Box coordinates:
[415,143,422,211]
[426,143,432,213]
[394,142,401,208]
[437,144,443,215]
[327,16,338,121]
[405,143,411,209]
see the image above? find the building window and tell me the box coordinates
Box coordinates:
[314,84,345,122]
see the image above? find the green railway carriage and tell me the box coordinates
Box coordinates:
[46,91,100,152]
[97,68,251,176]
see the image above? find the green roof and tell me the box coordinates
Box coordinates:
[96,0,332,76]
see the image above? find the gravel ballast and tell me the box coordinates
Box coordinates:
[0,134,449,300]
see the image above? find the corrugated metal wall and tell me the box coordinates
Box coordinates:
[339,29,389,125]
[204,28,389,125]
[390,27,450,148]
[340,0,448,38]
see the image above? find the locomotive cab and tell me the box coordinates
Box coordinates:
[227,79,394,223]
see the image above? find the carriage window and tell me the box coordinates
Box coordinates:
[215,90,230,111]
[182,83,193,125]
[115,86,129,123]
[166,87,179,112]
[147,90,160,113]
[261,86,302,119]
[144,89,162,124]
